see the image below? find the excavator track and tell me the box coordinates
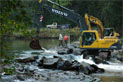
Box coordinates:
[82,49,111,60]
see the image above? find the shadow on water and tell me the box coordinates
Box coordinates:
[1,38,77,57]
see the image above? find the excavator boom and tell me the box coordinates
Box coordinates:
[85,13,104,38]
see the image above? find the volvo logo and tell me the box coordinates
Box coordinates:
[52,8,68,16]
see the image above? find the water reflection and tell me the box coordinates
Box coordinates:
[3,39,59,57]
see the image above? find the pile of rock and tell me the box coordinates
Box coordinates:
[16,55,105,75]
[37,56,104,75]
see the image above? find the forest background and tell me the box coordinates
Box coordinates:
[0,0,122,37]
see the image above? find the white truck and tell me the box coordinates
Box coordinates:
[46,22,70,29]
[46,22,57,29]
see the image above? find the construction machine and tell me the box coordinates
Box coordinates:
[80,14,122,59]
[31,0,122,59]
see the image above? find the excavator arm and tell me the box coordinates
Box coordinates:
[39,0,88,31]
[85,13,104,38]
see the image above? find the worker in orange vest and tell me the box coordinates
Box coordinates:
[64,35,69,47]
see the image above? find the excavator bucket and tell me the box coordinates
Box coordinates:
[29,37,42,50]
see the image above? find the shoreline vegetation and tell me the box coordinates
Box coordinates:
[2,28,123,42]
[3,28,81,39]
[1,28,123,44]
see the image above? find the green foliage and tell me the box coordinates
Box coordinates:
[0,56,16,75]
[38,28,80,38]
[3,66,16,75]
[0,0,34,59]
[0,0,33,36]
[1,0,122,36]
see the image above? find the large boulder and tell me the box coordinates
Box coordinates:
[79,62,91,74]
[93,56,109,64]
[71,60,80,71]
[57,60,73,70]
[67,48,73,54]
[57,48,73,55]
[42,58,62,69]
[78,62,105,74]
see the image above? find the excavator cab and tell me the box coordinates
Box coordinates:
[80,30,99,49]
[82,32,96,46]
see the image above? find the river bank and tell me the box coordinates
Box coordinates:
[4,28,80,40]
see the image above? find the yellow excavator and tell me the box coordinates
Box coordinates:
[80,14,122,59]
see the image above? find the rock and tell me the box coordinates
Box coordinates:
[31,52,41,55]
[53,55,62,59]
[112,59,121,63]
[57,50,67,55]
[79,62,90,74]
[86,64,99,74]
[92,77,101,82]
[16,56,38,63]
[117,56,123,62]
[78,62,101,74]
[1,75,16,82]
[67,48,73,54]
[42,58,62,69]
[96,68,105,73]
[71,60,80,70]
[57,48,73,55]
[16,75,25,81]
[73,48,82,55]
[57,61,65,69]
[57,60,73,70]
[118,57,123,62]
[38,56,46,67]
[90,64,99,72]
[93,56,103,64]
[71,43,78,48]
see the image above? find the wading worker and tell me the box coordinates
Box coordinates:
[59,33,63,47]
[64,35,69,47]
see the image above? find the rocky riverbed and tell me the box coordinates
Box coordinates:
[0,41,123,82]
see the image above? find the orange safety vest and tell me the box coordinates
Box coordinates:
[64,35,69,40]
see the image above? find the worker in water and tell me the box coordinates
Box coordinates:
[64,34,69,47]
[59,33,63,47]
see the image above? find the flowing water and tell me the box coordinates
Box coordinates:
[1,39,123,82]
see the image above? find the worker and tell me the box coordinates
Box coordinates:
[64,35,69,47]
[59,33,63,47]
[87,33,93,45]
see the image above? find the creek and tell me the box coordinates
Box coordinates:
[1,39,123,82]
